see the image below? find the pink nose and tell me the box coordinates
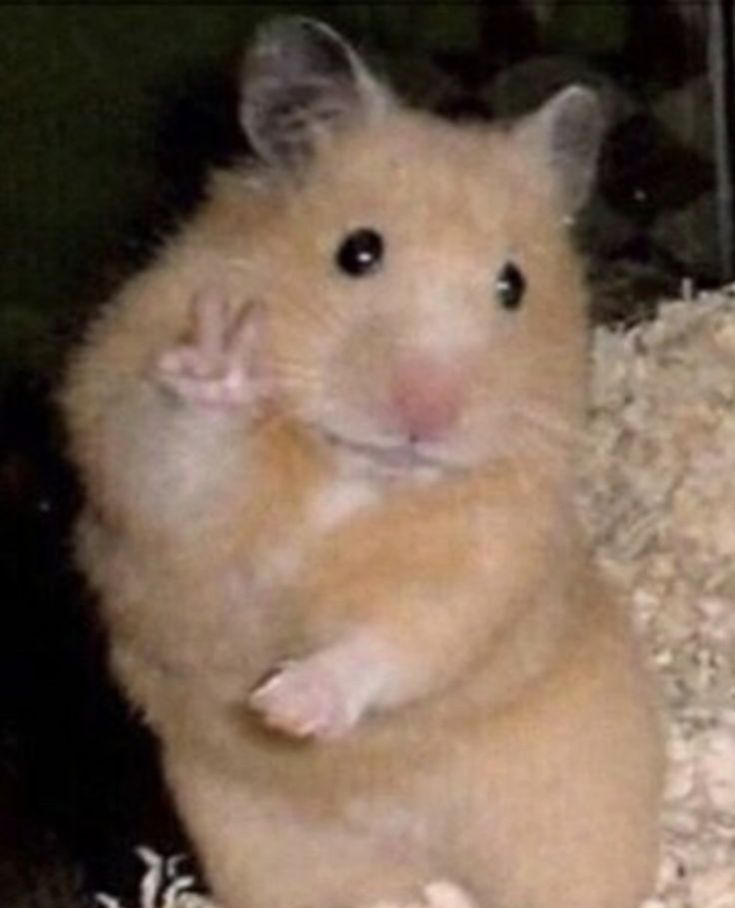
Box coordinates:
[389,357,465,441]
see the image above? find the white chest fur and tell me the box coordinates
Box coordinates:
[252,462,382,593]
[254,442,442,592]
[309,471,381,533]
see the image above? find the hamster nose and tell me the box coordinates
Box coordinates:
[389,356,465,442]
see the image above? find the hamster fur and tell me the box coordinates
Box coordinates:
[61,17,663,908]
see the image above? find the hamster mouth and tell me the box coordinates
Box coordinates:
[319,427,459,476]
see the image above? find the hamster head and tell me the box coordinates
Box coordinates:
[236,18,604,472]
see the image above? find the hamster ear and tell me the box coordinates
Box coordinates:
[517,85,604,214]
[240,17,390,167]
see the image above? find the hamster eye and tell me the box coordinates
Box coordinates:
[495,262,526,310]
[336,228,384,277]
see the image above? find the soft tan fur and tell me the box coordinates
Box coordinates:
[61,21,663,908]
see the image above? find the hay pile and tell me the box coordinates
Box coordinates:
[108,288,735,908]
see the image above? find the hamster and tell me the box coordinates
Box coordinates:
[61,17,663,908]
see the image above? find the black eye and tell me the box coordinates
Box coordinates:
[495,262,526,310]
[336,228,384,277]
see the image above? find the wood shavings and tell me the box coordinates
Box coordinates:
[96,848,215,908]
[583,284,735,908]
[115,286,735,908]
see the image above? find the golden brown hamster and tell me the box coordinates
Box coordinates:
[61,17,663,908]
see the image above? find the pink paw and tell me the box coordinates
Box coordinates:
[155,290,265,410]
[367,881,478,908]
[249,657,360,740]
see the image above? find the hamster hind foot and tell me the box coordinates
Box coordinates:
[366,881,478,908]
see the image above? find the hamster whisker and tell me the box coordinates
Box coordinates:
[494,407,579,470]
[512,406,580,446]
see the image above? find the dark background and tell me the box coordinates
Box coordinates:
[0,3,731,905]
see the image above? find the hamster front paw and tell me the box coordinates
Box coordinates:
[249,636,400,740]
[155,290,266,410]
[249,656,362,740]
